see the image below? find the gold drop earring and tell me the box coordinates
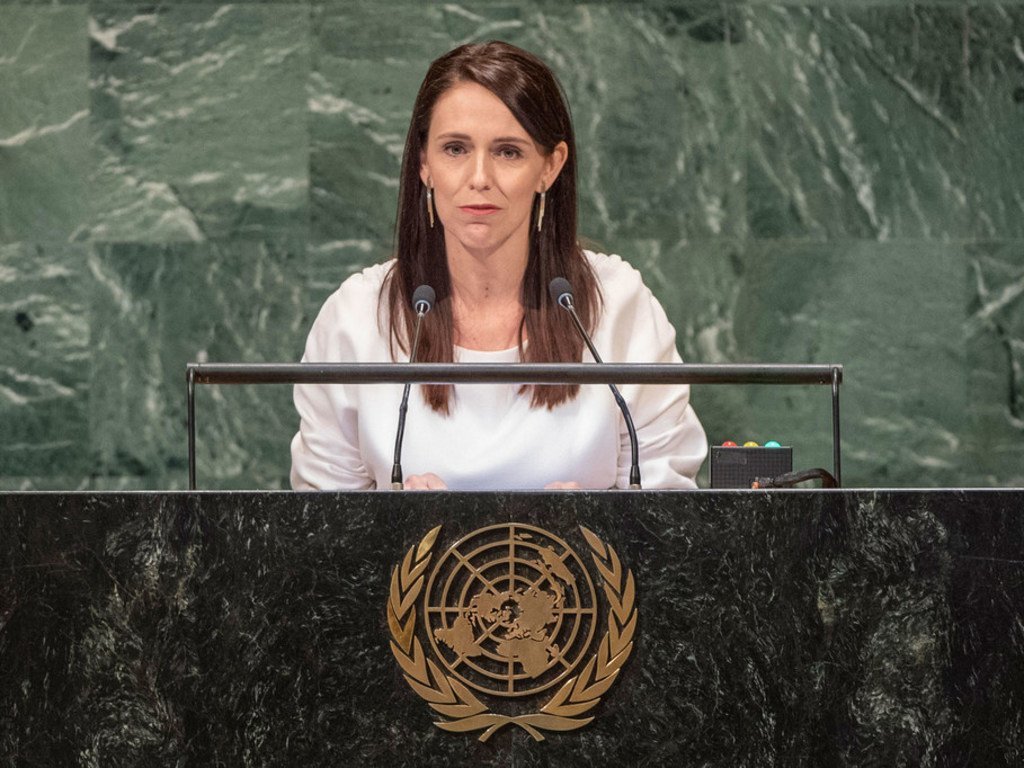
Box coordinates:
[426,183,435,228]
[536,189,546,232]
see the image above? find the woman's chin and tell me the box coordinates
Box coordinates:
[450,229,506,255]
[445,221,533,259]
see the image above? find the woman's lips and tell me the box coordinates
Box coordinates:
[459,204,500,216]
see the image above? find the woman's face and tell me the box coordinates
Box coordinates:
[420,81,567,260]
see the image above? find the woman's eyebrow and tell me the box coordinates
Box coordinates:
[435,132,530,145]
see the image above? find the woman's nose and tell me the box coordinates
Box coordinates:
[468,153,492,191]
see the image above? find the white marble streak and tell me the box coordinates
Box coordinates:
[0,110,88,148]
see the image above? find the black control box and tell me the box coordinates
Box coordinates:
[710,446,794,489]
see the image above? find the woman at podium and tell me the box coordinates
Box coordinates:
[290,41,706,491]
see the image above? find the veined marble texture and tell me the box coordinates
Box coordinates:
[86,240,310,489]
[967,243,1024,486]
[0,7,90,243]
[0,2,1023,488]
[0,244,91,482]
[2,490,1023,765]
[87,4,310,242]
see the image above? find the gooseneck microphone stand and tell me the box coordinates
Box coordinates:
[549,277,642,489]
[390,284,435,489]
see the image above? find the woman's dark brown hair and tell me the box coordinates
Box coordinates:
[385,40,600,413]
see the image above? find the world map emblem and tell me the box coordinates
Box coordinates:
[387,523,638,742]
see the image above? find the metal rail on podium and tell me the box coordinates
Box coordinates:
[185,363,843,490]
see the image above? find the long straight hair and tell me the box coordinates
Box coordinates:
[385,41,600,413]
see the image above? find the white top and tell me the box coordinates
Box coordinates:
[290,251,707,490]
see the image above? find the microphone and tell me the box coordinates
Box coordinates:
[391,284,435,489]
[549,277,642,489]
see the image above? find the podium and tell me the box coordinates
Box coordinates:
[2,489,1022,765]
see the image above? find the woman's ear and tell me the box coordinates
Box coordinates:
[419,150,431,187]
[541,141,569,191]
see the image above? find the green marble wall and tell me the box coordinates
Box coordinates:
[1,1,1022,489]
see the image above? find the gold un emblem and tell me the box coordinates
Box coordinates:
[387,523,637,741]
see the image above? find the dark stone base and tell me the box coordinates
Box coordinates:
[1,490,1022,766]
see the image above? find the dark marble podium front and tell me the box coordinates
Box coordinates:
[1,490,1022,767]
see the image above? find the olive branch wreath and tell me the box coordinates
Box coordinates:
[387,524,637,742]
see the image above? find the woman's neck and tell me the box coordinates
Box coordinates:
[446,239,528,351]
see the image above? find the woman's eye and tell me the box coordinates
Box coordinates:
[442,143,467,156]
[497,146,523,160]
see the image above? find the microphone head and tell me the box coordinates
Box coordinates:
[549,277,574,309]
[412,284,435,314]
